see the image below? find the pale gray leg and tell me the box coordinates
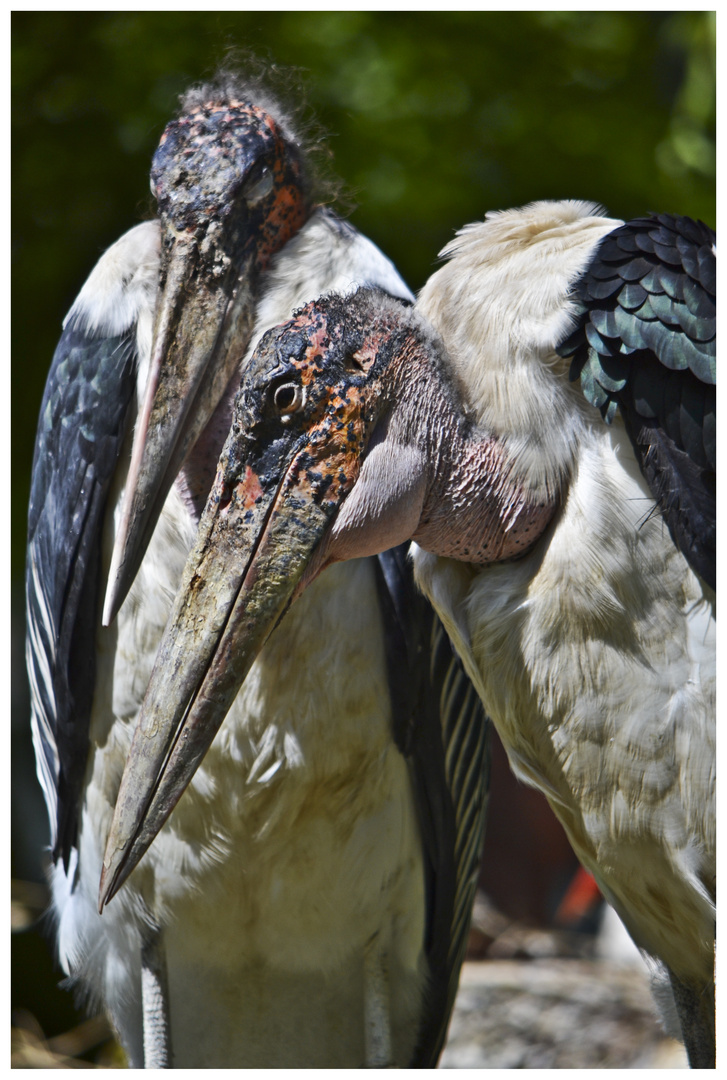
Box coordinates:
[363,933,393,1067]
[141,928,171,1068]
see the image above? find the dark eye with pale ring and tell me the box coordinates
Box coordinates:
[272,382,305,419]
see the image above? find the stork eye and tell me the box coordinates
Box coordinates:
[245,166,274,205]
[272,381,305,419]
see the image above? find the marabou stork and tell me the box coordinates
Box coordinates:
[111,201,714,1067]
[26,74,489,1067]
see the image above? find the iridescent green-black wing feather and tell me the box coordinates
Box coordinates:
[559,214,715,589]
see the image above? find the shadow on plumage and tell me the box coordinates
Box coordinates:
[26,69,489,1067]
[151,200,714,1066]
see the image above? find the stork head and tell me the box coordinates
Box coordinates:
[151,96,305,276]
[99,289,552,907]
[103,83,310,624]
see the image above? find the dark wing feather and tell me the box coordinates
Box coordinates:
[374,545,491,1067]
[559,214,715,589]
[26,323,138,866]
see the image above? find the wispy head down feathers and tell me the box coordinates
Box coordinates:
[179,60,343,211]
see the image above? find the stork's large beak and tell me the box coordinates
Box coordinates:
[98,292,409,910]
[98,378,361,909]
[102,237,258,625]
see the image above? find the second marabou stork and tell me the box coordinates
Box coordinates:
[26,73,488,1067]
[109,201,714,1066]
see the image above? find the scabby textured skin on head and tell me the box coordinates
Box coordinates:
[217,292,407,523]
[151,99,308,276]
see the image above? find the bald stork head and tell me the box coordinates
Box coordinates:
[99,289,552,907]
[104,82,311,623]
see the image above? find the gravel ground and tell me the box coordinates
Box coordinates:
[13,883,689,1068]
[440,958,688,1069]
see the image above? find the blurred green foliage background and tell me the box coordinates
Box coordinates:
[11,9,715,1064]
[13,10,716,578]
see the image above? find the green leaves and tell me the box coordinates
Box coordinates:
[12,10,716,577]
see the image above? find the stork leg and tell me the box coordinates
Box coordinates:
[668,968,715,1068]
[141,928,171,1068]
[363,933,393,1067]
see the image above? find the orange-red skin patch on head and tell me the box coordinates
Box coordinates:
[254,120,307,271]
[290,384,370,510]
[237,465,265,511]
[256,179,307,271]
[215,462,265,518]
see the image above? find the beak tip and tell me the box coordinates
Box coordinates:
[98,817,137,912]
[98,850,131,912]
[97,866,113,914]
[101,588,119,629]
[103,540,129,627]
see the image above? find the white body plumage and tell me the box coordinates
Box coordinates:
[44,211,429,1067]
[413,201,715,1014]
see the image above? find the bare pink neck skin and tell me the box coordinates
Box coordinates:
[413,418,555,563]
[388,340,557,565]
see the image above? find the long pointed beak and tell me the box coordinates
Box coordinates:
[98,432,343,910]
[102,238,258,625]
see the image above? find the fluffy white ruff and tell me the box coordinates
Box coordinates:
[418,200,621,499]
